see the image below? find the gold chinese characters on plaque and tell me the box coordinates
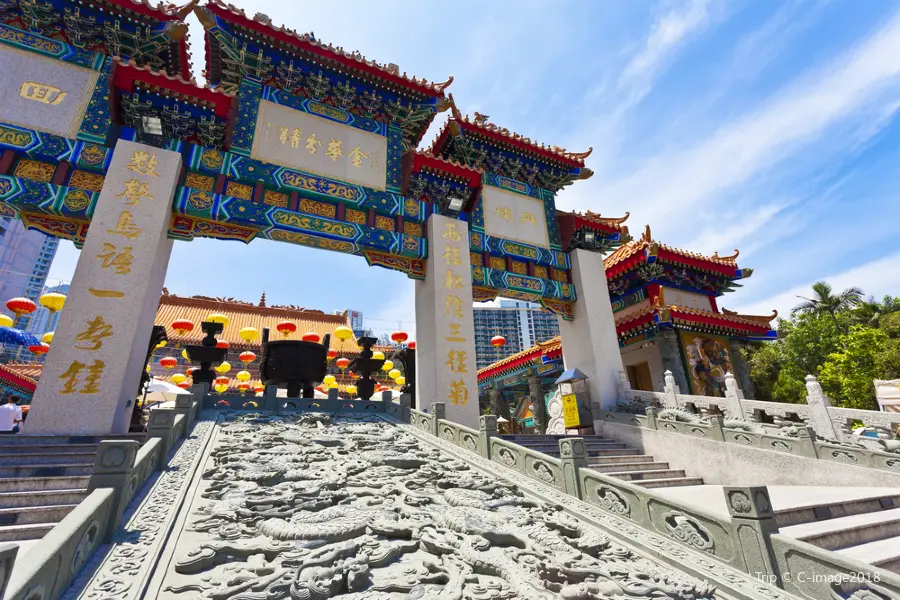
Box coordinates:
[251,100,387,191]
[440,221,471,407]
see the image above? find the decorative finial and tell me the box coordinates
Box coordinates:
[711,248,740,261]
[642,224,652,243]
[259,291,266,307]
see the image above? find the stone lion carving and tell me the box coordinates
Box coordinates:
[161,413,716,599]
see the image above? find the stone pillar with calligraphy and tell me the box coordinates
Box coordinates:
[414,214,479,429]
[28,140,180,435]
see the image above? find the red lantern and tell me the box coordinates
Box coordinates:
[490,335,506,348]
[6,297,36,319]
[216,340,229,349]
[407,341,416,350]
[327,349,338,360]
[238,382,250,391]
[214,376,230,386]
[176,381,191,389]
[28,342,49,355]
[187,367,198,376]
[239,351,256,364]
[276,321,297,337]
[301,331,321,343]
[171,319,194,336]
[253,383,264,393]
[336,357,350,370]
[160,356,178,370]
[390,331,408,344]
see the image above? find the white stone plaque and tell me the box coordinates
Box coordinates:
[0,45,99,139]
[27,140,180,435]
[481,184,549,248]
[250,100,387,190]
[661,287,713,311]
[415,214,480,429]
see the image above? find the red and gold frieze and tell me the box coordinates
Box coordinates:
[299,198,337,219]
[67,170,105,192]
[15,160,55,183]
[184,173,215,192]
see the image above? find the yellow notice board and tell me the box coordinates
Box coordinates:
[562,393,580,428]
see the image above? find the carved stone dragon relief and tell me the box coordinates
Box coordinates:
[157,413,717,600]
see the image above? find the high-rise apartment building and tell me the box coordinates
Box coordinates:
[473,300,560,370]
[26,283,70,336]
[0,219,59,329]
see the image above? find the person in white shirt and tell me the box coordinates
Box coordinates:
[0,399,19,433]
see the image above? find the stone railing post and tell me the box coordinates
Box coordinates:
[616,369,632,404]
[724,373,745,421]
[381,390,393,402]
[174,390,196,431]
[707,414,725,441]
[805,375,842,442]
[328,388,339,402]
[88,440,140,540]
[479,415,497,459]
[399,393,412,422]
[724,486,781,584]
[559,437,587,499]
[796,426,819,458]
[644,406,659,430]
[663,370,680,409]
[263,384,279,412]
[146,408,176,471]
[431,402,445,437]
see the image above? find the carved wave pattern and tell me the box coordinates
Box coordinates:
[157,413,717,600]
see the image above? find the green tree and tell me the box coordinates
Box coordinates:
[881,312,900,339]
[818,326,900,410]
[793,281,863,331]
[854,295,900,327]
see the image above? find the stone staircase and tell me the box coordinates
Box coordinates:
[0,434,141,550]
[500,434,704,488]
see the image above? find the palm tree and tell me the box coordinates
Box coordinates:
[793,281,863,330]
[855,295,900,327]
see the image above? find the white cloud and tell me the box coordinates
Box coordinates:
[731,252,900,318]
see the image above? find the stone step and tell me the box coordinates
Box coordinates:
[587,454,659,465]
[517,443,629,453]
[836,537,900,574]
[0,434,142,446]
[0,504,78,526]
[0,476,90,493]
[0,464,93,478]
[0,452,97,466]
[636,477,705,489]
[605,469,688,482]
[0,444,99,456]
[501,435,608,442]
[780,508,900,551]
[533,448,640,458]
[513,441,626,449]
[774,494,900,528]
[590,461,670,474]
[0,489,88,509]
[0,522,55,542]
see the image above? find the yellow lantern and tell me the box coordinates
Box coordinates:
[145,364,151,373]
[328,381,339,389]
[236,370,251,382]
[155,340,167,348]
[181,349,189,360]
[346,384,357,396]
[215,361,231,374]
[372,351,385,360]
[323,374,336,386]
[239,327,259,342]
[0,314,12,328]
[395,376,406,386]
[171,373,187,384]
[388,368,401,380]
[382,360,394,371]
[207,313,230,327]
[214,384,228,394]
[42,331,54,344]
[39,292,66,314]
[333,326,353,341]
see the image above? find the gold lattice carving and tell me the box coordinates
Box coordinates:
[375,214,395,232]
[403,221,423,237]
[299,199,337,219]
[550,268,568,283]
[15,160,55,182]
[185,173,214,192]
[264,189,288,207]
[510,260,527,275]
[67,170,104,192]
[470,252,483,267]
[345,209,367,225]
[225,181,253,200]
[534,265,548,279]
[489,256,506,270]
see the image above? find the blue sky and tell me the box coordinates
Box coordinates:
[47,0,900,337]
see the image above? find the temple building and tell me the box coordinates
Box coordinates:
[473,300,560,369]
[478,225,777,418]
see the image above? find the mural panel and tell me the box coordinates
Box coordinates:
[251,99,387,191]
[0,45,99,139]
[679,331,733,397]
[481,184,550,249]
